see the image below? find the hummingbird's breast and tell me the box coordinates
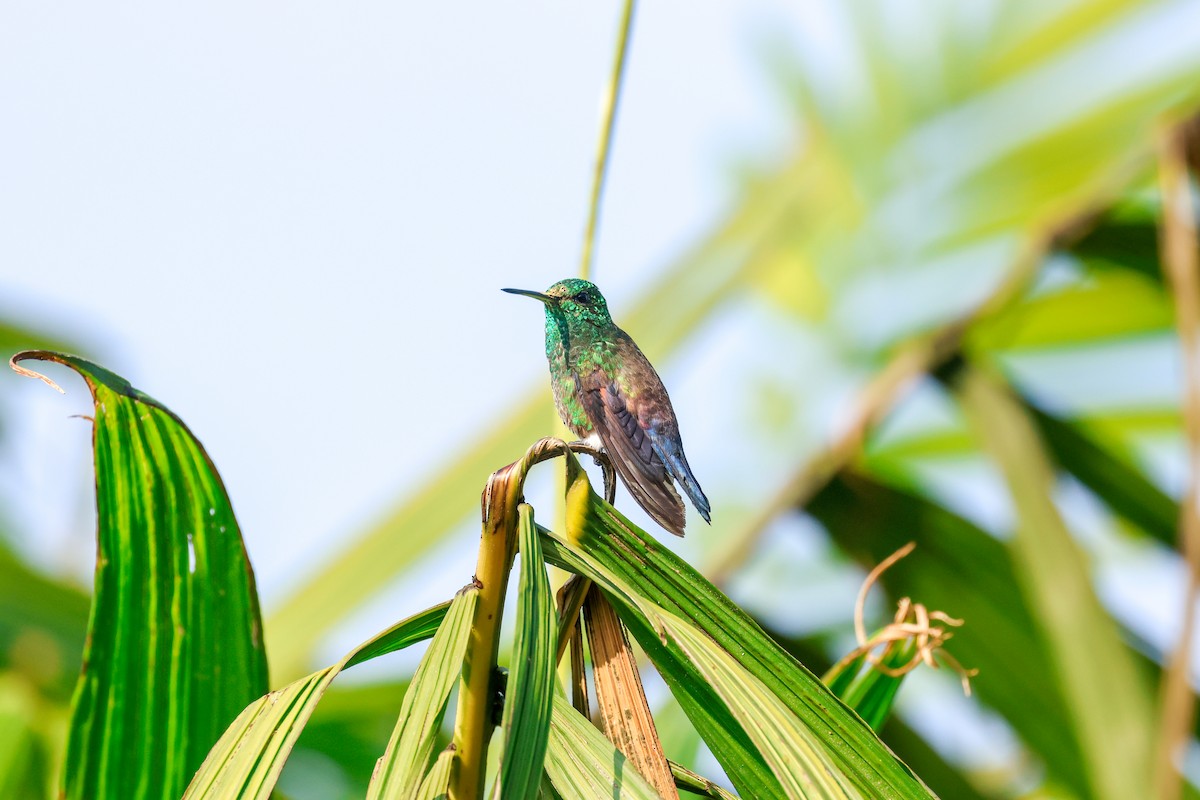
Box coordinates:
[543,316,617,437]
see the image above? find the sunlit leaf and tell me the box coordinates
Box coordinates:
[368,588,477,799]
[666,617,860,799]
[11,351,268,800]
[668,762,739,800]
[542,452,933,800]
[494,504,555,800]
[970,269,1171,351]
[414,746,454,800]
[544,693,661,800]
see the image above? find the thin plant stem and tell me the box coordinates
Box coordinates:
[579,0,635,282]
[1154,121,1200,800]
[447,438,615,800]
[448,466,520,800]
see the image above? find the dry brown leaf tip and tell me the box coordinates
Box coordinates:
[849,542,979,696]
[9,352,66,394]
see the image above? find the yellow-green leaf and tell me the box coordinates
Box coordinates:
[368,587,478,799]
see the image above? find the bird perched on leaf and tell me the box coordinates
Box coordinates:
[503,278,710,536]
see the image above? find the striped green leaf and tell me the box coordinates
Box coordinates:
[551,476,781,799]
[414,746,455,800]
[823,642,917,733]
[494,504,556,800]
[184,601,449,800]
[367,587,477,799]
[765,626,992,800]
[11,351,268,800]
[664,618,859,799]
[544,692,660,800]
[541,452,933,800]
[668,762,739,800]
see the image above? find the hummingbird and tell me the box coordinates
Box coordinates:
[503,278,710,536]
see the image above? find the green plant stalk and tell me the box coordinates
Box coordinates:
[448,476,520,800]
[449,438,589,800]
[579,0,635,281]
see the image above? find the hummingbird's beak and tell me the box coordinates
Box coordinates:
[502,287,556,304]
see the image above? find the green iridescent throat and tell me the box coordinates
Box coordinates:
[540,280,620,433]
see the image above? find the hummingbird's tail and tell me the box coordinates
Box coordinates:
[647,427,710,524]
[662,449,711,524]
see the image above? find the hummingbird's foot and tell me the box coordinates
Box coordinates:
[565,439,617,505]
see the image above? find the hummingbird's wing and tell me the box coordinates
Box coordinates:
[580,371,687,536]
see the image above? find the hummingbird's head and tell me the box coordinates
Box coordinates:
[502,278,613,329]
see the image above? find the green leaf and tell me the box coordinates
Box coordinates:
[494,504,555,800]
[541,453,933,800]
[592,599,781,800]
[368,588,478,799]
[665,617,860,799]
[1026,402,1177,547]
[765,626,994,800]
[669,761,739,800]
[11,351,268,800]
[414,746,455,800]
[539,771,564,800]
[1068,202,1162,283]
[184,601,449,800]
[969,268,1171,351]
[544,692,661,800]
[823,642,916,733]
[552,481,780,799]
[953,366,1155,800]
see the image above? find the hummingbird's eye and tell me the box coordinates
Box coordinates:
[575,290,595,305]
